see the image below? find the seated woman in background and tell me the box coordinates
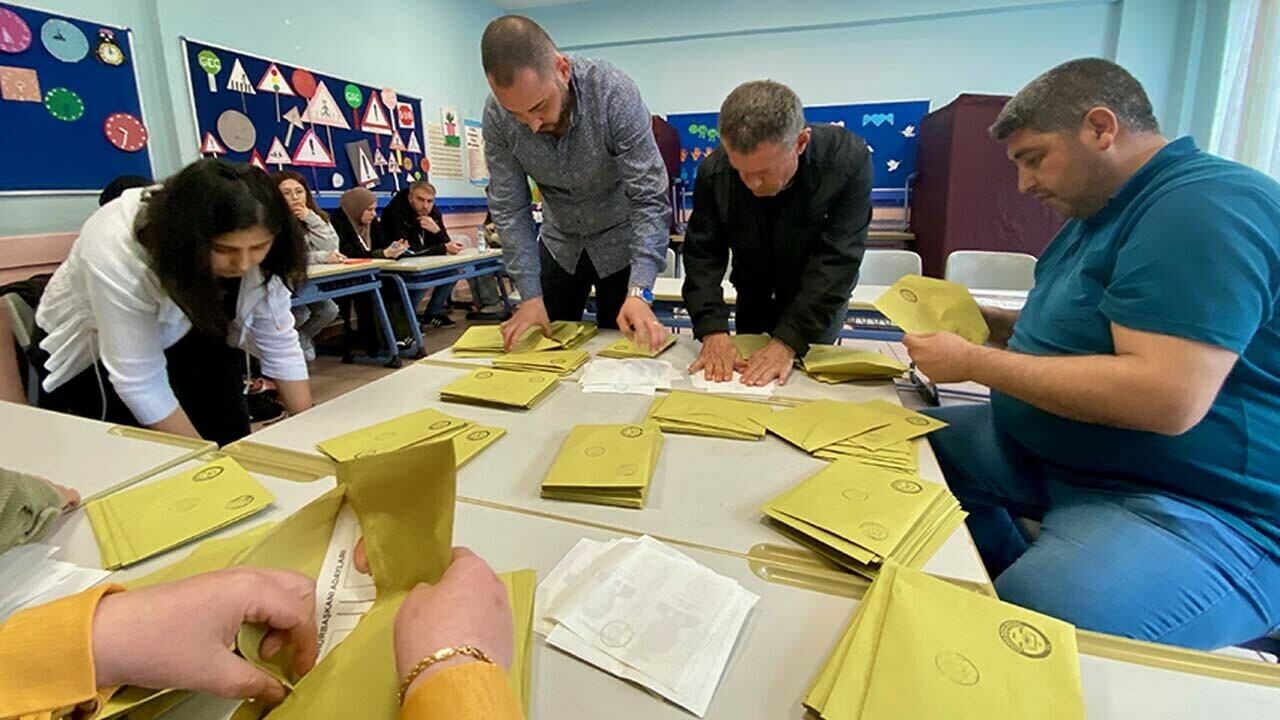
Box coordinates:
[273,171,344,363]
[33,159,313,446]
[332,187,418,351]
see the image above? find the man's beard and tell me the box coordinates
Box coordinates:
[539,81,572,135]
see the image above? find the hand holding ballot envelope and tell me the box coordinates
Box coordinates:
[874,275,993,383]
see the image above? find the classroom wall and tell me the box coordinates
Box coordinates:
[0,0,503,237]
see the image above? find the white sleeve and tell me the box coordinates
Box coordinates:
[251,279,309,382]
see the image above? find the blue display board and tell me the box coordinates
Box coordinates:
[0,3,152,193]
[668,99,930,198]
[181,38,426,195]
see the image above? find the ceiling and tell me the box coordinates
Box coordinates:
[488,0,598,8]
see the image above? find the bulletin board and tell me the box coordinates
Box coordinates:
[0,2,153,194]
[181,37,427,196]
[668,99,931,198]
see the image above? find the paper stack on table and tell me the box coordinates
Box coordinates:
[541,423,663,508]
[761,459,965,578]
[580,358,677,396]
[646,390,774,440]
[494,349,590,374]
[763,399,946,466]
[451,321,597,357]
[85,457,275,570]
[806,561,1084,719]
[0,544,110,622]
[801,346,909,383]
[597,334,678,358]
[440,367,561,409]
[873,275,990,345]
[535,535,759,717]
[688,369,776,397]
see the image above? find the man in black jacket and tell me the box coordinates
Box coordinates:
[683,80,872,386]
[380,181,464,326]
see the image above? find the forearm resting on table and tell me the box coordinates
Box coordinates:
[148,407,201,439]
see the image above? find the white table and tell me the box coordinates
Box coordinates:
[649,278,1028,312]
[0,402,214,503]
[236,362,991,590]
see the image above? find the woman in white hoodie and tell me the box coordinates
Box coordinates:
[33,159,313,446]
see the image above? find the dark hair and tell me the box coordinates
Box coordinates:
[135,159,306,336]
[719,80,806,154]
[99,174,151,207]
[271,170,329,222]
[481,15,558,87]
[990,58,1160,141]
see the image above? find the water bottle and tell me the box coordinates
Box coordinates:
[476,225,488,253]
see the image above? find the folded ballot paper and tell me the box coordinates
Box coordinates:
[440,367,561,409]
[761,459,966,578]
[316,407,506,467]
[806,561,1084,720]
[597,334,678,358]
[535,535,759,717]
[0,544,109,622]
[801,346,909,384]
[873,275,990,345]
[493,349,590,374]
[688,369,775,397]
[763,399,947,461]
[85,457,274,570]
[541,423,664,508]
[580,358,677,396]
[451,321,597,357]
[646,389,774,440]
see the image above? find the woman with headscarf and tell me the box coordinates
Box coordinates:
[330,188,417,353]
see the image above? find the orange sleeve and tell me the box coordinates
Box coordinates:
[0,585,123,720]
[396,662,525,720]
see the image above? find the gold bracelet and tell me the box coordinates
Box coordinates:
[397,645,494,705]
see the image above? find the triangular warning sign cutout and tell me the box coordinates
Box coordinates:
[256,63,296,96]
[249,149,267,170]
[387,155,402,175]
[373,148,387,168]
[266,137,291,166]
[406,132,422,154]
[291,128,336,167]
[362,94,393,136]
[389,132,406,152]
[201,131,226,155]
[226,59,256,95]
[301,81,351,130]
[355,148,380,186]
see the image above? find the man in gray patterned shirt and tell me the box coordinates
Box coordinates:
[481,16,672,352]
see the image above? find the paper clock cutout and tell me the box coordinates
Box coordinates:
[226,58,255,95]
[0,65,40,102]
[0,8,33,54]
[216,108,256,152]
[291,68,317,99]
[249,149,266,170]
[41,19,88,63]
[104,112,147,152]
[292,128,335,167]
[256,63,295,95]
[44,87,83,121]
[265,137,291,168]
[94,28,125,66]
[302,81,350,130]
[201,131,227,156]
[361,94,393,136]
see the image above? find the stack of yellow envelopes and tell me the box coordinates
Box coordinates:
[761,459,966,578]
[806,561,1084,719]
[646,389,774,440]
[541,422,663,508]
[596,334,678,358]
[801,346,909,383]
[873,275,990,345]
[85,457,275,570]
[763,399,946,466]
[440,367,561,409]
[451,321,597,357]
[815,439,920,474]
[316,407,505,467]
[493,349,590,374]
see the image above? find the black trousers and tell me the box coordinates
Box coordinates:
[539,243,629,330]
[34,327,251,447]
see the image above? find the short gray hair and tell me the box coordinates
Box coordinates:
[991,58,1160,141]
[718,80,806,154]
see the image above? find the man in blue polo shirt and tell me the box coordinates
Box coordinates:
[904,58,1280,650]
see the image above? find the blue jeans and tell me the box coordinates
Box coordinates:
[926,403,1280,650]
[423,281,457,318]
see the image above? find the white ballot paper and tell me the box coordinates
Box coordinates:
[581,359,677,396]
[535,535,758,717]
[0,544,109,622]
[688,370,776,397]
[314,504,376,660]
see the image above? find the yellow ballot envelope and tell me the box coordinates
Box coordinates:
[596,333,678,358]
[85,457,274,570]
[732,333,773,359]
[493,349,590,374]
[873,275,990,345]
[451,321,595,356]
[806,562,1084,720]
[816,439,920,474]
[440,367,561,409]
[100,442,535,720]
[541,422,664,508]
[315,407,471,462]
[801,346,908,383]
[647,389,774,440]
[762,400,892,453]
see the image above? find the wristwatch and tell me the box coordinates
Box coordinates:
[627,286,654,304]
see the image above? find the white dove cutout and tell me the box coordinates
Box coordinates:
[887,159,901,172]
[902,125,917,138]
